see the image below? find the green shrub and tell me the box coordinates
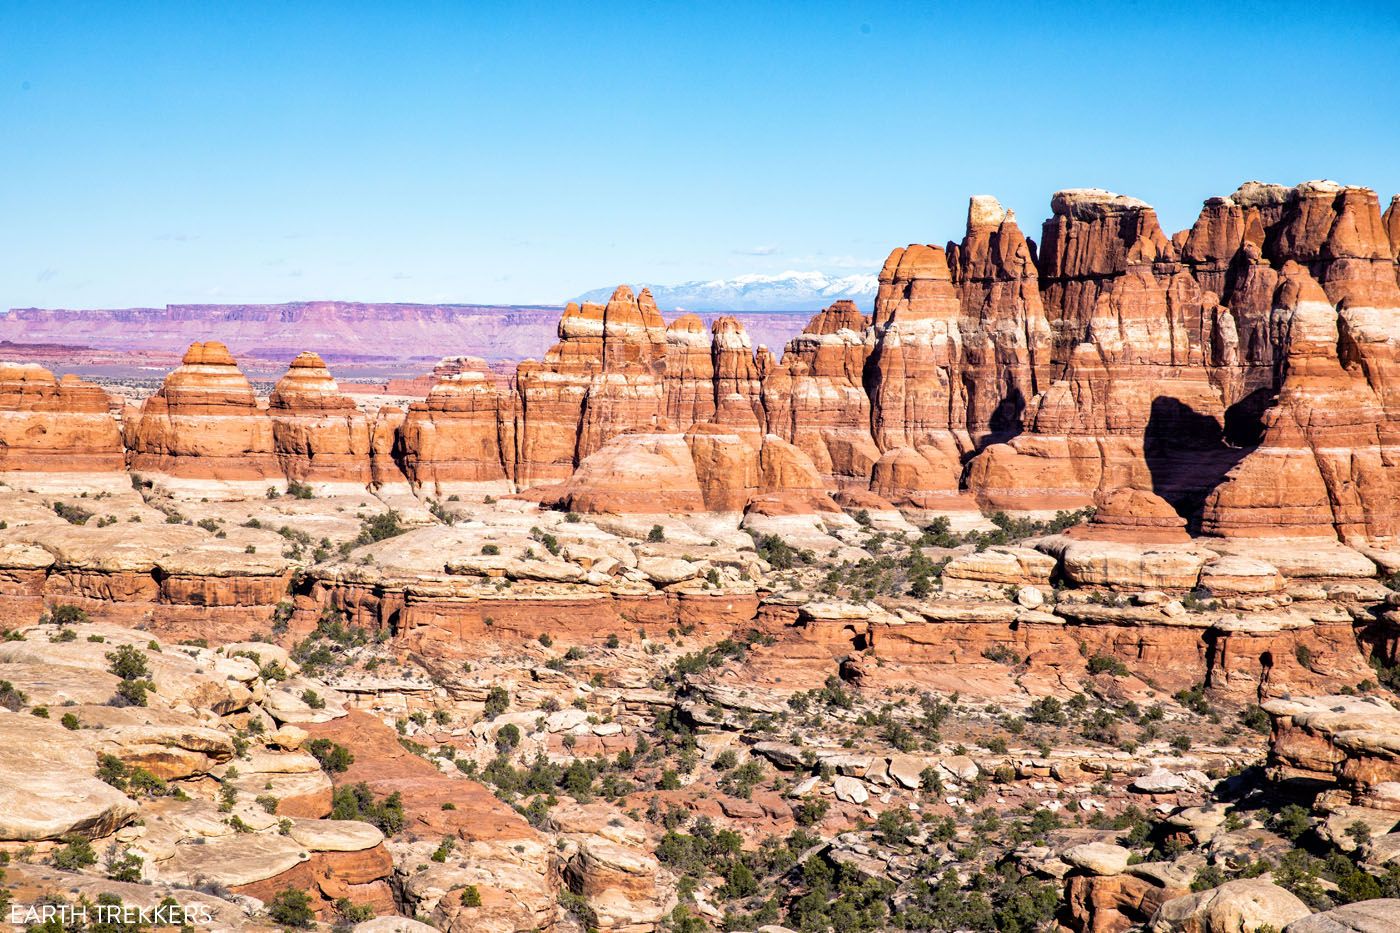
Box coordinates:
[483,686,509,718]
[331,783,405,836]
[305,738,355,773]
[105,644,150,681]
[115,678,153,707]
[1087,654,1130,677]
[496,723,522,751]
[334,899,374,924]
[355,510,406,545]
[1027,696,1066,725]
[52,501,94,525]
[267,888,315,928]
[105,848,143,882]
[431,837,455,862]
[51,834,97,870]
[44,604,89,626]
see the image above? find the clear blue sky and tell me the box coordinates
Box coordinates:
[3,0,1398,310]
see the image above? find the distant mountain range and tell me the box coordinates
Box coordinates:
[575,271,879,312]
[0,301,816,371]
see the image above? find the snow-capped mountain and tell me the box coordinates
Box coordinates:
[574,271,878,313]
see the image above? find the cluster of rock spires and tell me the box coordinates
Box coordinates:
[7,180,1400,544]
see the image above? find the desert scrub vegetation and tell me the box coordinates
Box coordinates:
[331,783,405,836]
[751,533,813,570]
[290,608,375,675]
[39,603,89,626]
[918,508,1094,551]
[106,643,155,707]
[349,509,406,549]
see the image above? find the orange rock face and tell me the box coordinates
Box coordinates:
[398,358,514,497]
[0,363,124,475]
[761,300,877,487]
[663,313,716,426]
[553,432,706,515]
[24,180,1400,544]
[867,243,968,461]
[126,341,284,495]
[952,197,1052,445]
[514,286,667,486]
[1201,262,1400,541]
[1066,487,1189,544]
[269,352,372,490]
[304,710,557,931]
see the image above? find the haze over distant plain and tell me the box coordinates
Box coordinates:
[2,0,1398,312]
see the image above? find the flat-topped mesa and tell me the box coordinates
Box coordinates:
[1201,261,1397,540]
[761,301,878,487]
[953,195,1052,445]
[268,352,372,492]
[0,362,125,488]
[126,341,283,498]
[398,361,514,499]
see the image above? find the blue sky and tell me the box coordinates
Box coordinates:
[2,0,1398,309]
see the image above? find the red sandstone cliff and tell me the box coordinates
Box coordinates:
[9,180,1400,542]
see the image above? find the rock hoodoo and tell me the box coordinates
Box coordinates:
[10,179,1400,545]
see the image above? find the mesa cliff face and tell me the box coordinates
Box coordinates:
[6,179,1400,545]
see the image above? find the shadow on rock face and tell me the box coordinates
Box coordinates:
[1144,396,1253,533]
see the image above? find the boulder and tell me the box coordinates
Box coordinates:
[1150,878,1310,933]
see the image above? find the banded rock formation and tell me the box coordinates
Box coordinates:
[0,362,125,492]
[5,180,1399,547]
[269,351,372,493]
[125,341,284,498]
